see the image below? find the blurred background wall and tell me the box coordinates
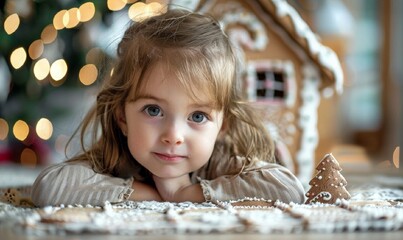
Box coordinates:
[289,0,402,166]
[0,0,401,168]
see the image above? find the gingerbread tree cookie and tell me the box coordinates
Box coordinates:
[305,153,351,204]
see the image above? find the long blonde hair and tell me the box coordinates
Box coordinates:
[67,8,275,176]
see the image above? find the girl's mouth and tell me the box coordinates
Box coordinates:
[153,152,187,162]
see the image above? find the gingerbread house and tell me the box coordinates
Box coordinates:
[169,0,344,186]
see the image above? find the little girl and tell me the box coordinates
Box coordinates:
[31,9,305,207]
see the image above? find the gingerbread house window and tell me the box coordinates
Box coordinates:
[247,60,296,107]
[256,70,286,100]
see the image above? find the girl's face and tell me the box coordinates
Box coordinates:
[118,62,224,179]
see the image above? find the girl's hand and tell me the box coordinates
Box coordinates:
[129,181,162,201]
[152,174,205,202]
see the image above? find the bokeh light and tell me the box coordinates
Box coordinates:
[108,0,127,11]
[79,64,98,86]
[20,148,37,167]
[13,120,29,141]
[79,2,96,22]
[128,2,165,22]
[33,58,50,81]
[41,24,58,44]
[36,118,53,140]
[64,8,81,29]
[0,118,9,140]
[10,47,27,69]
[50,59,68,81]
[4,13,20,35]
[53,10,67,30]
[28,40,44,60]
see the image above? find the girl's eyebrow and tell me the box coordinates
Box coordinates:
[130,94,215,109]
[189,102,214,109]
[128,94,165,103]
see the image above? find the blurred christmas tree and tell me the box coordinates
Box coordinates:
[0,0,165,166]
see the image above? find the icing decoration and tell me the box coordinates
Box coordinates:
[270,0,344,94]
[296,64,320,186]
[308,191,332,203]
[305,153,351,204]
[246,60,296,107]
[217,3,268,51]
[2,192,403,235]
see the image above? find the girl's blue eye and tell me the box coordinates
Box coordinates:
[144,105,161,117]
[190,112,207,123]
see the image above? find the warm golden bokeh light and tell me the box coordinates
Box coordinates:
[4,13,20,35]
[65,8,81,29]
[13,120,29,141]
[129,2,146,21]
[148,2,166,13]
[62,10,70,27]
[50,59,68,81]
[129,2,165,22]
[33,58,50,81]
[20,148,37,167]
[28,40,44,60]
[36,118,53,140]
[108,0,126,11]
[41,24,58,44]
[0,118,9,140]
[53,10,67,30]
[10,47,27,69]
[79,64,98,86]
[79,2,96,22]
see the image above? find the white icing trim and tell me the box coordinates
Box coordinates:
[246,60,296,107]
[218,3,268,51]
[270,0,344,94]
[296,64,321,187]
[309,191,332,203]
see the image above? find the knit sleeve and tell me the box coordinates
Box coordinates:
[198,162,306,203]
[31,161,134,207]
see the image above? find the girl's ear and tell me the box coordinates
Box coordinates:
[116,108,128,136]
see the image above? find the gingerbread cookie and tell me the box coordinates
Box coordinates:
[305,153,351,204]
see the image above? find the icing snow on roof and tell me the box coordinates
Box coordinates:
[269,0,344,94]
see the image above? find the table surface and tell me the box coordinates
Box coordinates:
[2,226,403,240]
[1,163,402,240]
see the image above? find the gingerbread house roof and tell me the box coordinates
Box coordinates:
[173,0,344,94]
[254,0,344,94]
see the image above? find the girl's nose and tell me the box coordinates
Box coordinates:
[161,120,184,145]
